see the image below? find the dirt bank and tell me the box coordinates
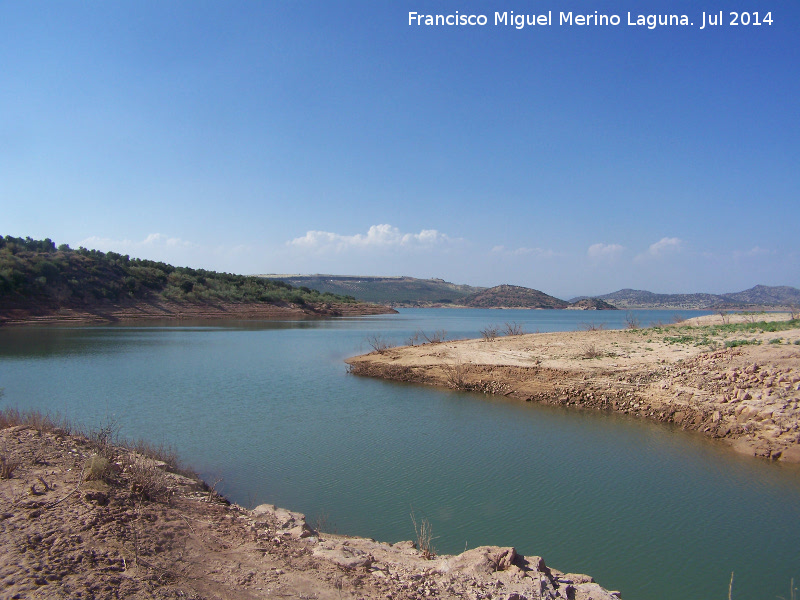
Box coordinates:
[0,299,396,326]
[346,314,800,462]
[0,422,621,599]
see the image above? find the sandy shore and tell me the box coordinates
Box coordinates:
[346,313,800,462]
[0,299,396,326]
[0,423,621,599]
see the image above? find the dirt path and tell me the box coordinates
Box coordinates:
[0,423,621,599]
[346,313,800,462]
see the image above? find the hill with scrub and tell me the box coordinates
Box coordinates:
[460,284,570,309]
[0,236,392,324]
[259,274,483,306]
[576,286,800,310]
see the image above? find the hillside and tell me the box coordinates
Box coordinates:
[577,286,800,310]
[567,298,618,310]
[0,236,393,324]
[460,284,570,309]
[259,274,483,306]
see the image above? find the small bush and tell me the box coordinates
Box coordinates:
[625,312,640,329]
[580,343,603,359]
[366,334,395,354]
[0,455,20,479]
[411,511,436,560]
[580,322,606,332]
[480,325,499,342]
[84,454,113,482]
[504,322,524,336]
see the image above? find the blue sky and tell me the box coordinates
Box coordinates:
[2,1,798,298]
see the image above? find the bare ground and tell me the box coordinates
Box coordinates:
[0,424,620,600]
[0,300,395,326]
[346,313,800,463]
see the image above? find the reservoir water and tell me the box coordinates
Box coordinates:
[1,309,798,600]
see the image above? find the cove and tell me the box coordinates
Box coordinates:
[1,309,798,600]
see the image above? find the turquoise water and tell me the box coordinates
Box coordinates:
[1,309,798,599]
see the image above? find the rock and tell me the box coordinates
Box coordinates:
[448,546,520,577]
[312,540,374,569]
[252,504,314,538]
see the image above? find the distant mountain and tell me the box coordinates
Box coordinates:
[567,298,618,311]
[461,284,569,309]
[573,285,800,309]
[722,285,800,306]
[258,275,483,305]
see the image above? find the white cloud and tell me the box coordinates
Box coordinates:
[733,246,771,258]
[646,237,683,256]
[79,233,197,253]
[287,224,455,253]
[587,243,624,261]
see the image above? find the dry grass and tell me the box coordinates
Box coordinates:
[411,510,436,560]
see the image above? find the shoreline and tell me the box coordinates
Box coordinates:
[346,313,800,463]
[0,419,621,599]
[0,299,396,326]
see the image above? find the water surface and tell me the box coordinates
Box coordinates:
[1,309,798,600]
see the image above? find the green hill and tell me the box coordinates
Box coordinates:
[259,275,483,305]
[0,235,359,311]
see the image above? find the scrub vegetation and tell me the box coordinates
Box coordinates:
[0,235,357,308]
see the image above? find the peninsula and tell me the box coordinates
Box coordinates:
[347,313,800,462]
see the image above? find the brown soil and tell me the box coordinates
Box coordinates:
[346,313,800,463]
[0,300,395,326]
[0,425,620,600]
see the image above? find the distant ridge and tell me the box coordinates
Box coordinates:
[259,275,483,306]
[572,285,800,309]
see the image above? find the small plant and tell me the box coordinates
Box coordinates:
[504,321,524,336]
[442,355,469,390]
[420,330,447,344]
[411,510,436,560]
[725,339,760,348]
[366,334,395,354]
[580,322,606,331]
[718,310,730,325]
[625,311,640,329]
[777,577,797,600]
[580,343,603,359]
[671,313,686,324]
[84,454,113,482]
[480,325,499,342]
[126,456,171,502]
[770,338,783,344]
[406,331,422,346]
[0,455,20,479]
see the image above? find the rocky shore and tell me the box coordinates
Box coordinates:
[346,314,800,462]
[0,299,396,326]
[0,421,620,599]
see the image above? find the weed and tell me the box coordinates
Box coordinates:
[671,313,686,324]
[480,325,499,342]
[84,454,113,482]
[580,322,606,332]
[410,510,436,559]
[770,338,783,344]
[504,321,524,336]
[366,334,395,354]
[725,339,760,348]
[625,312,640,329]
[442,355,469,390]
[0,455,20,479]
[420,330,447,344]
[580,343,603,359]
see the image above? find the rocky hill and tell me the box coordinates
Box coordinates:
[461,284,570,309]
